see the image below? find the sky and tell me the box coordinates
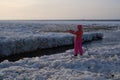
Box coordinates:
[0,0,120,20]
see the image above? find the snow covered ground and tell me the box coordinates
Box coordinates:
[0,31,120,80]
[0,23,104,56]
[0,32,103,56]
[0,22,120,32]
[0,21,120,80]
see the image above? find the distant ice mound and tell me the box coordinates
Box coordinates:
[0,32,103,56]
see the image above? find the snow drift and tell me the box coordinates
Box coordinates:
[0,32,103,56]
[0,43,119,80]
[0,31,119,80]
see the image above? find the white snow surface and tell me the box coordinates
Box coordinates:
[0,23,103,56]
[0,32,103,56]
[0,31,120,80]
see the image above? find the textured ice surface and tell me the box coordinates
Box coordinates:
[0,23,103,56]
[0,40,119,80]
[0,22,120,80]
[0,32,103,56]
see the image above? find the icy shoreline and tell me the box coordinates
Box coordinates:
[0,22,120,80]
[0,36,119,79]
[0,32,103,56]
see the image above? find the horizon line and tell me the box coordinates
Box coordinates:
[1,19,120,21]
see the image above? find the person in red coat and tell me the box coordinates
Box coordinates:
[69,25,83,56]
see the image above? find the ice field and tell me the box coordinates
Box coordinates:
[0,21,120,80]
[0,23,103,56]
[0,31,120,80]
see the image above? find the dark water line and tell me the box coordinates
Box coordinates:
[0,39,102,63]
[0,45,74,62]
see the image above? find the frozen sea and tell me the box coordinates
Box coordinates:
[0,20,105,56]
[0,31,120,80]
[0,20,120,80]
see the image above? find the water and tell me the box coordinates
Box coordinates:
[0,45,74,62]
